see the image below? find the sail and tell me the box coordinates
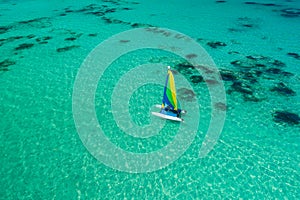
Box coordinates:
[161,68,178,110]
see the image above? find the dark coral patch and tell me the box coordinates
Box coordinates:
[228,28,242,32]
[246,55,268,61]
[177,62,195,70]
[177,88,196,102]
[36,36,52,44]
[231,56,286,70]
[206,79,220,85]
[230,60,242,66]
[266,68,282,74]
[287,52,300,60]
[56,45,80,52]
[131,22,153,28]
[265,68,293,77]
[43,36,52,40]
[120,39,130,43]
[231,81,253,95]
[195,65,216,74]
[280,8,300,18]
[228,80,263,102]
[175,62,195,75]
[190,75,204,84]
[86,11,105,16]
[112,19,126,24]
[0,26,12,34]
[15,43,34,51]
[39,41,48,44]
[271,59,286,67]
[64,37,77,41]
[131,23,141,28]
[228,51,240,55]
[243,94,263,102]
[237,17,256,28]
[145,27,172,36]
[26,34,36,39]
[244,2,258,5]
[242,24,254,28]
[18,17,49,25]
[225,54,294,102]
[261,3,277,7]
[214,102,227,111]
[249,70,262,77]
[101,17,113,24]
[0,59,16,67]
[10,36,24,40]
[270,82,296,96]
[104,8,116,13]
[207,41,227,48]
[65,9,74,13]
[75,4,99,13]
[273,111,300,125]
[230,60,251,68]
[0,59,16,71]
[245,2,281,7]
[220,70,237,81]
[88,33,98,37]
[0,36,24,47]
[19,18,41,24]
[243,71,259,83]
[254,63,266,67]
[185,54,197,59]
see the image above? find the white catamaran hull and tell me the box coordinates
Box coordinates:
[151,112,184,122]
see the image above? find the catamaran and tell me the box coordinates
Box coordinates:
[152,66,186,122]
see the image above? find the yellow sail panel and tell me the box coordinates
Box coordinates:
[167,69,178,110]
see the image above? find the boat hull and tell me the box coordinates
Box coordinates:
[151,112,183,122]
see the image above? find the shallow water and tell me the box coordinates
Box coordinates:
[1,0,299,199]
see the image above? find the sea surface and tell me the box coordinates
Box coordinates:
[1,0,300,199]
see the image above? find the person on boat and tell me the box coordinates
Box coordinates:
[172,109,182,118]
[163,105,182,118]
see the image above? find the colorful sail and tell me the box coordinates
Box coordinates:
[161,67,178,111]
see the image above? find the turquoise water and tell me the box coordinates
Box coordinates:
[1,0,300,199]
